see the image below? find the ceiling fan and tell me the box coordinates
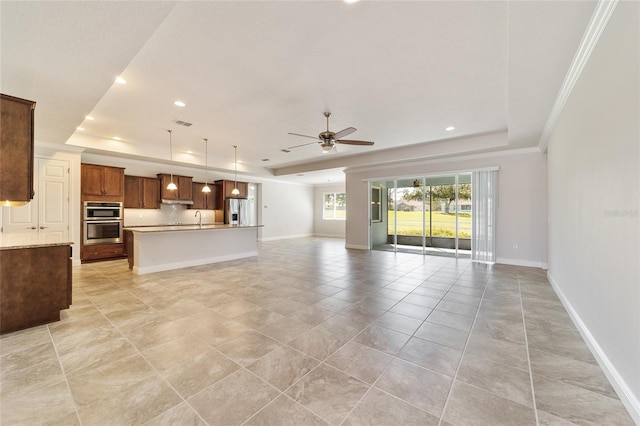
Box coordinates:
[286,112,374,154]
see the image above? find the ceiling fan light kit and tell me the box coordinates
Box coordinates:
[287,111,374,153]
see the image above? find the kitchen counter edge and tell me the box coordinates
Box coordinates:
[124,224,263,233]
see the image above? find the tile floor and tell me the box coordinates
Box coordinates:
[1,237,635,425]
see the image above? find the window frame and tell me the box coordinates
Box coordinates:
[323,192,346,221]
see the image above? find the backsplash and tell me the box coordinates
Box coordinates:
[123,204,221,226]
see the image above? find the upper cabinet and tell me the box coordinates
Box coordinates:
[82,164,124,200]
[158,174,193,202]
[124,176,160,209]
[0,94,36,205]
[190,182,219,210]
[217,180,249,199]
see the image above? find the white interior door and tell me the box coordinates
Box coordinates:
[38,158,69,242]
[1,157,69,242]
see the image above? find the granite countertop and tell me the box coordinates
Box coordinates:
[124,224,263,233]
[0,233,73,250]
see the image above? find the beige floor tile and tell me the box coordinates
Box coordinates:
[529,348,618,399]
[142,333,212,372]
[442,380,536,425]
[247,345,319,391]
[189,368,279,425]
[533,374,635,425]
[289,327,348,361]
[353,324,411,355]
[0,325,51,356]
[245,394,329,425]
[144,402,207,426]
[286,363,369,425]
[343,387,439,426]
[398,336,463,377]
[162,349,240,398]
[456,351,533,407]
[374,311,423,335]
[2,238,632,425]
[415,321,469,351]
[0,340,58,377]
[1,378,79,426]
[325,341,393,384]
[375,358,452,417]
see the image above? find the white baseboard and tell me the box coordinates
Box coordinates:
[133,251,258,275]
[258,233,313,242]
[496,257,545,268]
[72,259,82,266]
[547,272,640,424]
[346,244,370,250]
[313,233,346,239]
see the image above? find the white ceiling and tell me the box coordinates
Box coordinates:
[1,1,596,185]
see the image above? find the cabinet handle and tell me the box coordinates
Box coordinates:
[29,226,36,229]
[39,226,47,229]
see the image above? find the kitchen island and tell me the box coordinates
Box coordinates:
[125,224,262,275]
[1,234,72,334]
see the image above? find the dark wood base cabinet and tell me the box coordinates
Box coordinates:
[1,244,72,334]
[81,243,125,262]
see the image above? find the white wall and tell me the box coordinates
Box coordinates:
[546,1,639,421]
[260,180,314,241]
[345,147,548,266]
[313,183,346,238]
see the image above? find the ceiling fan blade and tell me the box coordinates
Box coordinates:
[287,141,319,149]
[288,132,319,140]
[333,127,357,140]
[336,139,375,146]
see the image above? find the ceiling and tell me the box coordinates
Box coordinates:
[1,1,596,185]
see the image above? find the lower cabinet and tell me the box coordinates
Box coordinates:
[1,244,72,334]
[81,243,124,262]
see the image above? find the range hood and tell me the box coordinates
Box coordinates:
[161,199,194,205]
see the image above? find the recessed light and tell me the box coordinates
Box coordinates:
[187,150,193,154]
[85,116,94,121]
[112,136,121,141]
[76,127,85,131]
[344,0,360,4]
[115,77,127,84]
[174,101,186,107]
[445,126,455,131]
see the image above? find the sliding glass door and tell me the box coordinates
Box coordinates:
[370,173,472,258]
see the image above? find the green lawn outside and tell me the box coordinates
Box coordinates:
[388,211,471,238]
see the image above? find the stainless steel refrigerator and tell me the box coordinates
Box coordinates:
[225,198,251,225]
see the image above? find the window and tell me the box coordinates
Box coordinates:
[323,192,346,220]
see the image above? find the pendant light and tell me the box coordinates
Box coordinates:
[166,129,177,190]
[232,145,240,196]
[202,138,211,193]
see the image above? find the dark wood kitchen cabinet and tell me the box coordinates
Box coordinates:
[82,164,124,200]
[158,174,192,202]
[216,180,249,199]
[190,182,219,210]
[124,175,160,209]
[81,243,124,262]
[1,244,72,334]
[0,93,36,205]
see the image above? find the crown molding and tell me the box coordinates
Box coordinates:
[538,0,620,152]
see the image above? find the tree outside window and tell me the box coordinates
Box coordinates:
[323,192,346,220]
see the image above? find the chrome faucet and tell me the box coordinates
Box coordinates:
[194,210,202,226]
